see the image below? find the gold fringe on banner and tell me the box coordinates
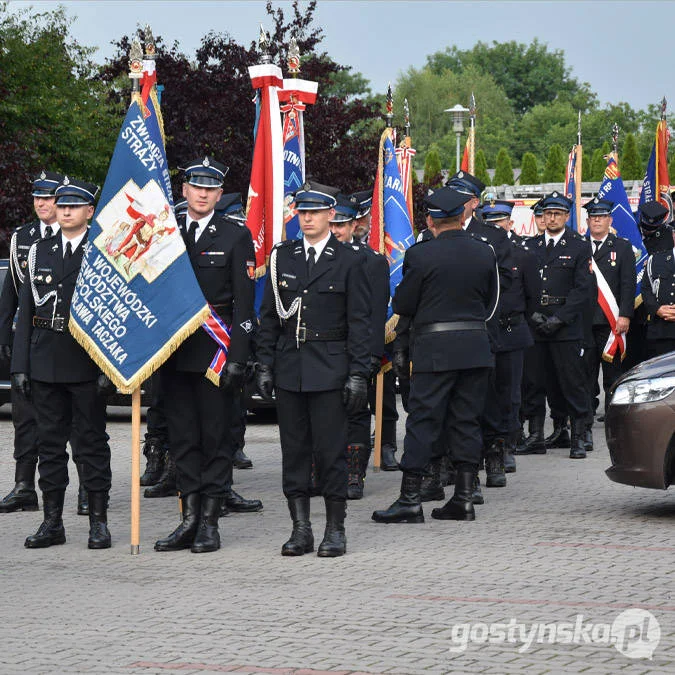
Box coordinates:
[68,304,211,394]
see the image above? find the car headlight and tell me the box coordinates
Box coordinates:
[611,375,675,405]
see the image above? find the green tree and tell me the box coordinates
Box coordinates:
[520,152,539,184]
[475,148,490,186]
[425,39,596,116]
[590,148,606,181]
[494,147,514,185]
[542,144,566,183]
[620,133,642,180]
[423,145,443,186]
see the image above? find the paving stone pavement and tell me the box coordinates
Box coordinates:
[0,402,673,674]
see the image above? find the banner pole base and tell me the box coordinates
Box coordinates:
[373,467,381,473]
[130,544,140,556]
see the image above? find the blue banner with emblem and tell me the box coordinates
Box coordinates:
[68,94,210,393]
[597,154,648,302]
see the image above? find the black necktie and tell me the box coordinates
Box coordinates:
[186,221,198,253]
[44,225,53,239]
[65,241,72,259]
[546,239,554,254]
[593,240,601,253]
[307,246,316,275]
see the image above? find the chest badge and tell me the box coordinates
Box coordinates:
[45,275,52,284]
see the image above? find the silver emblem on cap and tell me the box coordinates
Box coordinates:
[63,176,70,185]
[594,198,599,204]
[40,171,46,180]
[552,191,558,197]
[203,157,210,167]
[457,171,464,178]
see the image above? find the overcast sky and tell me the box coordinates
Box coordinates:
[10,1,675,112]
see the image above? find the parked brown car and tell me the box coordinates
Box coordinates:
[606,350,675,489]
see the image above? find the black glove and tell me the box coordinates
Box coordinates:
[536,315,565,336]
[530,312,548,327]
[369,354,382,381]
[220,361,246,391]
[96,373,117,397]
[0,344,11,367]
[391,349,410,381]
[343,374,368,415]
[255,363,275,402]
[11,373,30,399]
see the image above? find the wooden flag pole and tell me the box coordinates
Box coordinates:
[373,370,384,471]
[130,387,142,555]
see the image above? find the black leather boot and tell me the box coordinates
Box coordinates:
[472,474,484,505]
[420,459,445,501]
[441,456,456,486]
[380,443,398,471]
[516,416,546,454]
[583,423,594,453]
[87,491,111,549]
[139,439,165,486]
[144,451,177,498]
[233,447,253,469]
[76,463,88,516]
[154,493,200,551]
[431,470,476,521]
[281,497,314,556]
[485,439,507,488]
[570,419,587,459]
[347,444,365,500]
[25,491,66,548]
[544,418,571,448]
[0,461,39,513]
[317,499,346,557]
[372,473,424,523]
[191,496,222,553]
[503,432,517,474]
[223,488,263,512]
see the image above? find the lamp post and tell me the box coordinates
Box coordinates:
[445,103,469,172]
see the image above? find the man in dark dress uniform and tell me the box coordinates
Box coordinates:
[625,201,673,369]
[583,197,636,427]
[372,186,498,524]
[12,177,116,549]
[520,192,594,459]
[256,181,370,557]
[329,193,389,499]
[154,157,256,554]
[479,201,540,482]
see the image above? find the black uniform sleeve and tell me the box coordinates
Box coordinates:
[0,252,18,344]
[10,267,34,375]
[618,240,637,318]
[392,248,423,318]
[346,252,371,378]
[256,268,282,369]
[228,227,256,364]
[555,241,593,326]
[494,229,514,293]
[521,249,542,317]
[367,253,390,358]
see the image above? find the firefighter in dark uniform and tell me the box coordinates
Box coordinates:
[479,200,540,482]
[521,192,593,459]
[625,201,673,369]
[154,157,256,554]
[11,177,116,549]
[329,193,389,499]
[256,181,370,557]
[372,186,498,524]
[583,197,636,425]
[351,189,400,469]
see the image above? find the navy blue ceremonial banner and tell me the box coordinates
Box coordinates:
[69,95,209,392]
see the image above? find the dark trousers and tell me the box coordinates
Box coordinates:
[162,369,232,498]
[31,380,110,493]
[144,371,168,445]
[400,368,490,473]
[11,387,38,463]
[585,325,627,415]
[482,351,518,443]
[647,337,675,360]
[529,340,590,419]
[624,320,648,370]
[522,344,566,420]
[275,388,347,501]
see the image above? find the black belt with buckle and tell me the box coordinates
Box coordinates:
[540,295,566,306]
[415,321,486,335]
[498,313,524,328]
[286,326,347,343]
[33,316,67,332]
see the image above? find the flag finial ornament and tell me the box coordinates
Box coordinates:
[661,96,667,120]
[144,25,156,57]
[129,38,143,79]
[469,92,476,118]
[288,36,300,74]
[258,24,272,64]
[612,122,619,154]
[386,83,393,128]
